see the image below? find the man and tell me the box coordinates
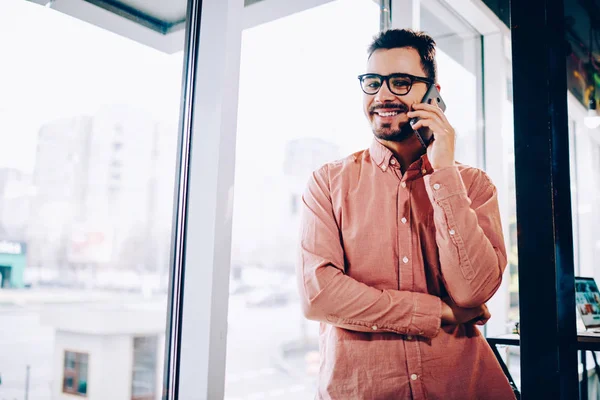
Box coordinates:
[297,29,515,399]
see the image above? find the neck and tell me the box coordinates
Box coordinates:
[377,135,425,172]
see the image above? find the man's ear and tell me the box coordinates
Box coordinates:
[435,83,441,92]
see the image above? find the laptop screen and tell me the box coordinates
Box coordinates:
[575,277,600,329]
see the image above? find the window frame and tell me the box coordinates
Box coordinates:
[62,350,89,397]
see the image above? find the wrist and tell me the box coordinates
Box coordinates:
[431,160,454,171]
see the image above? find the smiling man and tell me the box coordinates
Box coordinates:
[297,29,516,399]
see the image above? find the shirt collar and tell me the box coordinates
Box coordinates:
[369,138,433,177]
[369,138,394,169]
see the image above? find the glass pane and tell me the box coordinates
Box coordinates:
[64,376,74,389]
[65,351,76,369]
[132,336,158,398]
[568,96,600,281]
[227,1,379,399]
[0,1,186,399]
[420,0,483,168]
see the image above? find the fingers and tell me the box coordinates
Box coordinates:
[475,306,491,325]
[411,102,447,120]
[406,110,443,123]
[409,118,448,136]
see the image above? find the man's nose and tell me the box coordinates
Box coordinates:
[374,80,396,103]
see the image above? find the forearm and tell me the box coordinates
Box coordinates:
[424,167,506,308]
[299,259,442,338]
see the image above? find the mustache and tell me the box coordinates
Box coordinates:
[369,103,408,113]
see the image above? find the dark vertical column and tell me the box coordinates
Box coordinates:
[510,0,579,398]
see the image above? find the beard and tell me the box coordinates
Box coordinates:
[373,121,414,142]
[369,102,414,142]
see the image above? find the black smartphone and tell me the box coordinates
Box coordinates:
[409,84,447,148]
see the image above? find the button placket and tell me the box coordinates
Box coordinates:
[404,340,426,398]
[397,185,413,293]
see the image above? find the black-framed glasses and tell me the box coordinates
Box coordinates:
[357,73,433,96]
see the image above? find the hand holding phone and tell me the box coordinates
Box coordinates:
[409,84,447,148]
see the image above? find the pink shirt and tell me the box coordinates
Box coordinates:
[297,139,515,399]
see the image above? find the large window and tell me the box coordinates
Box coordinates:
[0,1,185,399]
[420,0,483,168]
[226,1,380,398]
[568,93,600,281]
[63,351,88,396]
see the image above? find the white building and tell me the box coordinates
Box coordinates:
[0,168,32,241]
[27,105,178,281]
[42,302,166,400]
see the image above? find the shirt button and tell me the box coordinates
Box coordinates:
[382,165,387,171]
[402,256,409,264]
[422,169,427,175]
[390,158,396,165]
[401,217,407,224]
[401,181,407,188]
[411,374,418,381]
[372,325,378,330]
[449,229,455,235]
[433,183,441,190]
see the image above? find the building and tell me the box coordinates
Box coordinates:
[42,302,166,400]
[27,106,178,283]
[0,168,33,241]
[0,240,27,288]
[27,116,93,270]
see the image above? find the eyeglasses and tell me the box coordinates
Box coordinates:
[357,73,433,96]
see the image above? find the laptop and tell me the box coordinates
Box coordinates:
[575,276,600,334]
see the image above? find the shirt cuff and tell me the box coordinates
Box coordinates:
[408,293,442,338]
[423,166,467,203]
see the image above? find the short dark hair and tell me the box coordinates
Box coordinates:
[367,29,437,82]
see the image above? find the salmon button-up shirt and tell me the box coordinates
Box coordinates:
[297,139,515,400]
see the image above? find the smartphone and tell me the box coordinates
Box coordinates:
[409,84,447,148]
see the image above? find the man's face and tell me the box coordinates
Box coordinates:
[362,47,430,142]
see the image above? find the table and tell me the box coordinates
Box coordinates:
[487,334,600,400]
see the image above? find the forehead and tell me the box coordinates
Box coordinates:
[366,47,425,76]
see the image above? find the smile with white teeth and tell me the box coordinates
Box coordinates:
[376,110,400,117]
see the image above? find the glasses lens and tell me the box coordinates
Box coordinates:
[360,75,382,94]
[388,76,412,95]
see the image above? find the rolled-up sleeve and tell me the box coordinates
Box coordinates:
[297,165,442,338]
[424,166,507,308]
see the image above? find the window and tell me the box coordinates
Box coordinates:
[227,1,379,398]
[568,93,600,280]
[0,2,184,399]
[63,351,88,396]
[420,0,483,168]
[131,336,158,400]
